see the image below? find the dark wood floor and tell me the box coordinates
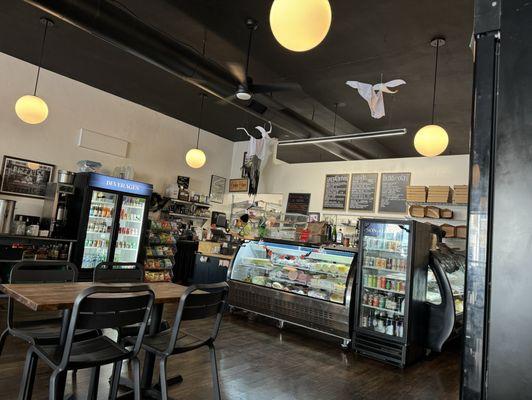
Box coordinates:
[0,309,460,399]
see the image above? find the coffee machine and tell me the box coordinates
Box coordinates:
[41,182,75,238]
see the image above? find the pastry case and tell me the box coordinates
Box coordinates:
[228,239,357,345]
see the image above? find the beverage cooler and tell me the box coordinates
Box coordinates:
[353,219,432,367]
[228,239,357,346]
[67,173,152,280]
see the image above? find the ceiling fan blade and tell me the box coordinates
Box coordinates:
[251,82,301,94]
[226,62,247,84]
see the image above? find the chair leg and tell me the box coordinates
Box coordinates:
[131,357,141,400]
[49,370,62,400]
[18,348,38,400]
[209,344,222,400]
[109,361,123,400]
[88,366,100,400]
[159,357,168,400]
[0,328,9,356]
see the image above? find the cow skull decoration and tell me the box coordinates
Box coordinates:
[346,79,406,119]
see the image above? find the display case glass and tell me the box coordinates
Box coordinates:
[230,240,355,304]
[426,266,465,315]
[113,195,146,263]
[358,221,410,339]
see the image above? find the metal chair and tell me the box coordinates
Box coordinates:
[93,261,144,284]
[0,261,98,356]
[93,261,169,338]
[131,282,229,400]
[20,285,155,400]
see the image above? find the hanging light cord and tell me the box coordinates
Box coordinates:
[196,93,205,148]
[34,20,50,96]
[431,41,440,124]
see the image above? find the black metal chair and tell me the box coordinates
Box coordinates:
[129,282,229,400]
[0,261,98,356]
[93,261,144,284]
[20,285,155,400]
[93,261,169,339]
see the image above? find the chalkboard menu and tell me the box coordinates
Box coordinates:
[323,174,349,209]
[286,193,311,215]
[378,172,411,213]
[349,173,378,211]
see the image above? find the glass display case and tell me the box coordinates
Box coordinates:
[228,239,357,344]
[231,240,354,304]
[353,218,432,367]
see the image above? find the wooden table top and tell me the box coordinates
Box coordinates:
[0,282,190,311]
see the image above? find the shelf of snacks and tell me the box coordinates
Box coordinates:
[143,219,181,283]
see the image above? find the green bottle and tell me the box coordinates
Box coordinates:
[332,225,337,243]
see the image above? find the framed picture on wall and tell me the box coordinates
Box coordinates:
[209,175,226,204]
[0,156,55,199]
[308,212,321,223]
[241,152,248,178]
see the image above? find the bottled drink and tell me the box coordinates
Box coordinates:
[332,225,337,243]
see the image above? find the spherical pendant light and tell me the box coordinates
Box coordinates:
[16,18,54,125]
[185,148,206,169]
[270,0,332,52]
[15,95,49,124]
[414,37,449,157]
[414,124,449,157]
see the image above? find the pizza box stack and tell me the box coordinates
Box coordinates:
[427,186,452,203]
[453,185,469,204]
[406,186,427,202]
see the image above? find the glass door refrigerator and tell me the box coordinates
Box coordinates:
[353,218,432,367]
[67,173,153,280]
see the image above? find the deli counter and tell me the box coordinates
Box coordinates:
[227,239,357,346]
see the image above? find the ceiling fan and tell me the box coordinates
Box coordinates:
[227,18,299,102]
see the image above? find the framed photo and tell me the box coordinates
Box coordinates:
[0,156,55,199]
[308,212,321,223]
[209,175,226,204]
[229,178,249,193]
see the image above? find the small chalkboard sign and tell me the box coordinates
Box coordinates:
[177,175,190,189]
[323,174,349,210]
[378,172,411,213]
[349,173,378,211]
[286,193,311,215]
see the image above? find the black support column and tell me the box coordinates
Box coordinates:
[463,0,532,398]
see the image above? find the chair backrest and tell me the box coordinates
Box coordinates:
[165,282,229,355]
[93,262,144,283]
[59,285,154,369]
[7,261,79,329]
[11,261,78,283]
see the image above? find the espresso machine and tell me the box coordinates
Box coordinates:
[41,182,75,238]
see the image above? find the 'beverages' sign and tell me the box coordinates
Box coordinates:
[89,173,152,196]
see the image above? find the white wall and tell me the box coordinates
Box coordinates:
[0,52,234,217]
[230,140,470,219]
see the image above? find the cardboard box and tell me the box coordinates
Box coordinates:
[453,185,469,204]
[406,186,427,202]
[441,224,456,238]
[408,205,426,218]
[441,209,454,219]
[426,206,441,219]
[456,225,467,239]
[427,186,452,203]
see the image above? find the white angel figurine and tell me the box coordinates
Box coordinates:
[346,79,406,119]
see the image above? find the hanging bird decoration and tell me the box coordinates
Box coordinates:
[346,79,406,119]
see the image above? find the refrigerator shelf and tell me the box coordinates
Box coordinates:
[362,303,404,316]
[122,205,144,210]
[89,216,113,221]
[362,266,407,278]
[364,285,405,295]
[364,248,407,256]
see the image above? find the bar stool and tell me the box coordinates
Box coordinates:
[128,282,229,400]
[20,285,155,400]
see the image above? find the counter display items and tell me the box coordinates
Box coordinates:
[228,239,357,345]
[353,218,432,367]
